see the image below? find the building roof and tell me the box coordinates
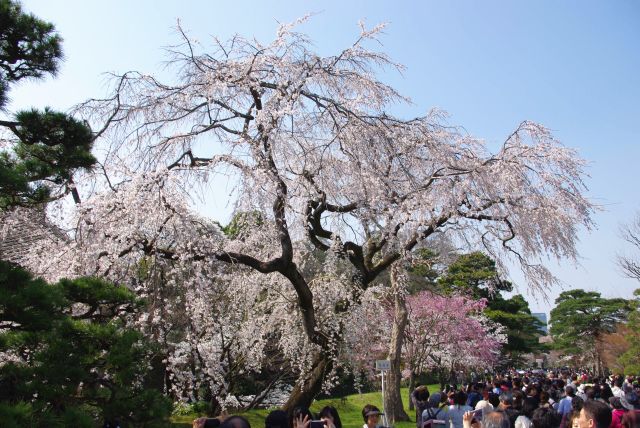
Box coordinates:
[0,207,68,265]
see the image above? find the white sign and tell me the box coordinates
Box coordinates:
[375,360,391,371]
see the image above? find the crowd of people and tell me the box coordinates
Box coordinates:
[192,371,640,428]
[411,371,640,428]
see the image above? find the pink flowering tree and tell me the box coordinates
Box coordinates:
[403,292,506,388]
[26,18,596,410]
[344,287,505,395]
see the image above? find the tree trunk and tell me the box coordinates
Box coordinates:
[384,265,410,424]
[595,350,603,378]
[282,351,331,412]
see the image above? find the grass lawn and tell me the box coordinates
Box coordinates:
[172,384,440,428]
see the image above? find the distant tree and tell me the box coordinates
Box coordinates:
[485,295,546,363]
[402,292,505,391]
[438,252,545,361]
[617,289,640,374]
[598,323,631,374]
[344,286,505,400]
[438,251,512,299]
[618,212,640,282]
[549,289,631,375]
[0,0,96,209]
[406,248,441,294]
[614,213,640,374]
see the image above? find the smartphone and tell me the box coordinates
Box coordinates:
[472,409,483,419]
[310,421,325,428]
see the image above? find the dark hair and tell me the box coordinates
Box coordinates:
[539,390,550,404]
[454,391,468,406]
[488,393,500,408]
[221,416,251,428]
[571,396,584,413]
[582,400,612,428]
[415,386,430,401]
[290,407,314,428]
[362,404,380,423]
[513,390,525,410]
[319,406,342,428]
[266,410,288,428]
[600,384,613,401]
[532,407,561,428]
[585,386,596,401]
[522,397,538,419]
[565,386,575,397]
[609,397,624,410]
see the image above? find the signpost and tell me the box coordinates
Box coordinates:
[375,360,391,428]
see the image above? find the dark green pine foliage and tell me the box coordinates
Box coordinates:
[437,251,512,299]
[618,289,640,374]
[0,1,171,425]
[484,294,546,359]
[0,0,95,209]
[550,289,631,356]
[0,260,172,427]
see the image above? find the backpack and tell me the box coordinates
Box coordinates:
[422,407,446,428]
[424,407,442,421]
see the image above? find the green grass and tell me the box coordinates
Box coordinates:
[172,384,440,428]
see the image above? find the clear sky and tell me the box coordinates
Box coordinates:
[7,0,640,315]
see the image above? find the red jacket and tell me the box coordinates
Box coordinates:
[611,409,625,428]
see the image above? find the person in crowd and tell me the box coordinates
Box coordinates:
[482,411,511,428]
[513,390,526,414]
[265,410,288,428]
[577,400,612,428]
[318,406,342,428]
[291,407,314,428]
[476,388,495,412]
[601,384,615,403]
[532,407,562,428]
[222,417,252,428]
[559,386,577,417]
[515,397,538,428]
[540,391,553,409]
[526,385,540,408]
[488,393,501,409]
[498,391,520,428]
[362,404,382,428]
[194,415,250,428]
[609,397,631,428]
[584,386,597,402]
[467,384,483,409]
[448,391,473,428]
[423,392,448,427]
[613,379,626,399]
[413,385,431,428]
[562,397,585,428]
[624,385,638,407]
[621,404,640,428]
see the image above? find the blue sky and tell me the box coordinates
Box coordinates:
[8,0,640,315]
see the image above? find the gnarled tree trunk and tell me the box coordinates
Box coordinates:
[384,265,410,424]
[282,351,331,412]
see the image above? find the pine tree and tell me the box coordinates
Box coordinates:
[0,0,95,209]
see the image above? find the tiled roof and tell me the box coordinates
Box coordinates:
[0,207,68,265]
